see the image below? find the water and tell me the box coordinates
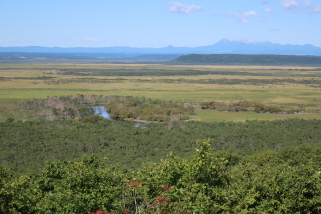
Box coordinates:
[91,106,110,119]
[91,106,147,128]
[134,123,147,129]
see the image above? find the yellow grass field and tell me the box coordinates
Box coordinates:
[0,62,320,122]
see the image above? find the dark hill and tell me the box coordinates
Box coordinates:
[170,54,321,66]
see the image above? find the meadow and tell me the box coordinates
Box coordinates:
[1,61,321,122]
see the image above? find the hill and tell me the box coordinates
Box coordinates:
[1,39,321,56]
[170,54,321,66]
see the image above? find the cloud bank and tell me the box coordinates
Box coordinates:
[281,0,300,10]
[304,0,321,13]
[165,2,203,14]
[280,0,321,13]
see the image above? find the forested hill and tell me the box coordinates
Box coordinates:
[169,54,321,66]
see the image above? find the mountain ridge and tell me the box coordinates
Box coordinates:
[1,39,321,56]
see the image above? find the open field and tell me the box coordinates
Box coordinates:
[1,62,321,122]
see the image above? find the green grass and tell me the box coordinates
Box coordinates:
[193,109,321,122]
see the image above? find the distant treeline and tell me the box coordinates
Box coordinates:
[41,77,321,87]
[200,100,311,114]
[57,68,231,76]
[44,77,125,84]
[133,77,321,87]
[2,66,321,77]
[55,68,321,77]
[170,54,321,66]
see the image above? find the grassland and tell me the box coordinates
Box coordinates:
[1,62,321,122]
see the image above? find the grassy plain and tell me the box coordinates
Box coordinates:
[0,62,321,122]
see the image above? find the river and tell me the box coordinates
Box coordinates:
[91,106,146,128]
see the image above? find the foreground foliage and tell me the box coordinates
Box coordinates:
[1,140,321,213]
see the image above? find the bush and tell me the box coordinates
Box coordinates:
[6,118,14,123]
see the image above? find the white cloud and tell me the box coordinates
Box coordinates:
[227,11,258,23]
[165,2,203,14]
[280,0,321,14]
[304,0,321,13]
[72,37,104,42]
[261,0,268,4]
[244,11,258,16]
[264,7,272,13]
[280,0,299,10]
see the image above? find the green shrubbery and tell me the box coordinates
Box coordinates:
[1,141,321,213]
[107,97,192,122]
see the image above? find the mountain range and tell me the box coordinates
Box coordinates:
[1,39,321,58]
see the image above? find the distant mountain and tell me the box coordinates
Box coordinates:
[0,39,321,56]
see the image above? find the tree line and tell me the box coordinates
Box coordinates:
[200,100,309,113]
[171,54,321,66]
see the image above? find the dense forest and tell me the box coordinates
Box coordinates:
[171,54,321,66]
[1,118,321,174]
[1,139,321,213]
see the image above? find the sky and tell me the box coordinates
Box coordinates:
[0,0,320,48]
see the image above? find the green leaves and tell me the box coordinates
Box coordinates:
[2,143,321,213]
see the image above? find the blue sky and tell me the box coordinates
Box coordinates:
[0,0,320,48]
